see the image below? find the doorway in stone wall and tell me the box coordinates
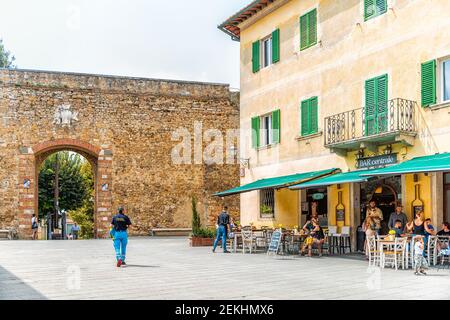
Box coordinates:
[18,139,112,239]
[37,151,95,240]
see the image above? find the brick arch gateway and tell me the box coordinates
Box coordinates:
[0,69,240,239]
[19,138,112,239]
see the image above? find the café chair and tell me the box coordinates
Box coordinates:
[339,226,352,254]
[427,236,439,266]
[241,227,256,254]
[366,235,380,267]
[381,237,408,270]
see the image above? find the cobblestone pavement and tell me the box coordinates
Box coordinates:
[0,237,449,300]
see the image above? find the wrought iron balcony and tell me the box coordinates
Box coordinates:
[324,98,418,153]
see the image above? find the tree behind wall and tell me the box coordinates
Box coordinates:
[0,39,16,68]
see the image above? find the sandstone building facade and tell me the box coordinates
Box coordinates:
[0,69,239,238]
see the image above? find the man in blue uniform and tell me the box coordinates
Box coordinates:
[111,206,132,267]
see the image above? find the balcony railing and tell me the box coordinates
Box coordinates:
[324,98,418,147]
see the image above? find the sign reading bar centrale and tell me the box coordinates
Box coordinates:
[357,153,398,169]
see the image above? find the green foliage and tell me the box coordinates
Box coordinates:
[260,204,273,214]
[195,227,216,238]
[38,152,92,218]
[0,39,16,68]
[68,200,94,239]
[190,197,215,238]
[191,197,201,235]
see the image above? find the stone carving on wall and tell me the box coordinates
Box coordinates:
[53,104,79,127]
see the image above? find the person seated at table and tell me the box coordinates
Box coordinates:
[436,222,450,251]
[406,211,426,235]
[301,219,325,257]
[393,220,405,238]
[302,218,315,234]
[437,222,450,236]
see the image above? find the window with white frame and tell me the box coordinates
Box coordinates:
[260,188,275,218]
[261,36,272,69]
[260,114,273,146]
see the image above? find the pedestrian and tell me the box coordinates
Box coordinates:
[71,223,80,240]
[212,205,231,253]
[31,214,38,240]
[413,236,428,275]
[111,206,132,267]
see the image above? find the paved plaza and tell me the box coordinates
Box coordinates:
[0,237,449,300]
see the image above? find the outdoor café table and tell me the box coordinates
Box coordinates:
[377,236,413,269]
[232,230,265,253]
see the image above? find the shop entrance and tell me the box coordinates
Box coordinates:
[300,187,328,227]
[360,175,401,234]
[444,173,450,223]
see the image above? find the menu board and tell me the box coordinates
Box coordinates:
[267,229,282,255]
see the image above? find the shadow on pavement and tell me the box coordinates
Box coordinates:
[0,265,46,300]
[122,264,160,268]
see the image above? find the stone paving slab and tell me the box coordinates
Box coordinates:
[0,237,449,300]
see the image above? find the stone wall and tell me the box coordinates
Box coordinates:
[0,69,240,237]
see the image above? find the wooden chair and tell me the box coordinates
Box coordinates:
[340,226,352,254]
[382,237,408,270]
[427,236,439,266]
[241,227,256,254]
[366,235,380,267]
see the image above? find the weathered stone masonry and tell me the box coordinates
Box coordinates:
[0,69,239,238]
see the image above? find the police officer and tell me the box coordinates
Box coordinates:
[212,206,231,253]
[111,206,132,267]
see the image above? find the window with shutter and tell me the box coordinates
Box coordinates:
[272,29,280,64]
[300,9,317,51]
[252,41,260,73]
[364,0,387,21]
[421,60,436,107]
[272,109,280,144]
[365,74,388,135]
[300,97,319,136]
[251,116,260,148]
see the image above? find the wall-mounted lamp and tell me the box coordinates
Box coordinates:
[384,144,392,155]
[356,149,365,159]
[229,145,250,169]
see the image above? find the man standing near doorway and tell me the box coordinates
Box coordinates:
[212,206,231,253]
[388,203,408,232]
[111,206,132,267]
[366,200,383,234]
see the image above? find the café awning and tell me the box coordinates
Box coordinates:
[360,152,450,176]
[289,168,380,189]
[214,168,338,197]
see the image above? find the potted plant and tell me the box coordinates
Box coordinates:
[189,197,216,247]
[260,204,273,218]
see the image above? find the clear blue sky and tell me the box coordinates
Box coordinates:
[0,0,249,89]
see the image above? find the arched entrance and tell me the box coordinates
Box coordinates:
[18,139,113,239]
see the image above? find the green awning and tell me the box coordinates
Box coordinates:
[214,168,338,197]
[289,168,380,189]
[360,152,450,176]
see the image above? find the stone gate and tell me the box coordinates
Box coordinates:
[0,69,239,239]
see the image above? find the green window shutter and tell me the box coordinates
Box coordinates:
[365,0,387,20]
[309,97,318,134]
[308,9,317,47]
[251,116,260,148]
[376,74,388,133]
[252,41,260,73]
[300,9,317,51]
[300,14,308,50]
[364,0,375,20]
[272,109,281,144]
[365,78,376,135]
[421,60,436,107]
[301,100,310,136]
[376,0,388,15]
[272,29,280,64]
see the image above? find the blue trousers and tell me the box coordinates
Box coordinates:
[213,225,227,251]
[113,230,128,261]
